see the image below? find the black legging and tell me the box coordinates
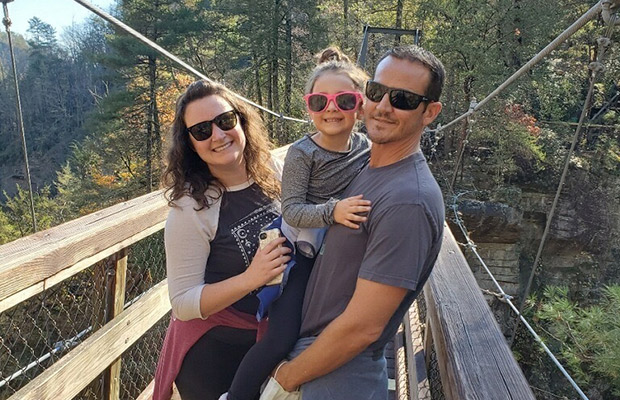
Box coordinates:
[227,254,315,400]
[175,325,259,400]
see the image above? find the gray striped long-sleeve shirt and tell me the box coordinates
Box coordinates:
[281,132,370,228]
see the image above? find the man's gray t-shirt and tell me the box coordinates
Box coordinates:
[299,151,445,351]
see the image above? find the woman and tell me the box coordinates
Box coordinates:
[153,80,292,400]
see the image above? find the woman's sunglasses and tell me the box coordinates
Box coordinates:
[186,110,238,141]
[303,91,362,113]
[365,80,432,111]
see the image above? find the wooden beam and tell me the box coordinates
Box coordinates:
[0,190,169,307]
[8,280,171,400]
[394,325,410,400]
[103,249,128,400]
[0,221,165,314]
[136,380,155,400]
[271,143,291,160]
[424,225,535,399]
[402,312,418,400]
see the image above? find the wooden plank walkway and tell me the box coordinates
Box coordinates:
[387,300,431,400]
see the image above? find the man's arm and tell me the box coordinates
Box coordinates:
[276,203,435,390]
[275,277,407,391]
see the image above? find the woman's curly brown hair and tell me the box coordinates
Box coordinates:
[163,80,280,208]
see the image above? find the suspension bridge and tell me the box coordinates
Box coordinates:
[0,0,618,399]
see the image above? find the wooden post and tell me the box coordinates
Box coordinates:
[90,259,108,396]
[423,311,433,372]
[102,248,128,400]
[403,311,419,400]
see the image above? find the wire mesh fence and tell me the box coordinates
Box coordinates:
[0,230,167,400]
[416,295,445,400]
[119,315,169,400]
[426,343,445,400]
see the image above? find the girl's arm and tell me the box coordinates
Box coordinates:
[281,145,337,228]
[282,145,371,229]
[165,197,290,321]
[333,194,372,229]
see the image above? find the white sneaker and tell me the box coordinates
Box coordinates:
[218,393,228,400]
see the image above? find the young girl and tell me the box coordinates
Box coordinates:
[222,47,371,400]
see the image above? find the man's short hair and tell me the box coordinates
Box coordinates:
[378,46,445,102]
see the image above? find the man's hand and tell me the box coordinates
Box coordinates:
[273,361,297,392]
[333,195,371,229]
[270,279,408,390]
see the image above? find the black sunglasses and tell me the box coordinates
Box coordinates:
[365,80,432,111]
[186,110,238,141]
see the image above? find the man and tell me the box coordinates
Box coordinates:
[274,45,445,399]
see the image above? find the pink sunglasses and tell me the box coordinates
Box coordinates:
[303,91,363,113]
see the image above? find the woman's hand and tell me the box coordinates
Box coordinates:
[244,237,291,289]
[333,194,371,229]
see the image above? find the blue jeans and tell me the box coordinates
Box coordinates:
[288,337,388,400]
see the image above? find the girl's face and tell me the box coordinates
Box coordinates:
[309,72,362,138]
[184,95,246,176]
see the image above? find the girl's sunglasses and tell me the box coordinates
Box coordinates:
[186,110,238,141]
[303,91,362,113]
[365,80,432,110]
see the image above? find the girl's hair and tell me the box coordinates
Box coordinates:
[163,80,280,209]
[305,47,369,94]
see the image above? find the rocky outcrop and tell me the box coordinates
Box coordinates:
[452,176,620,303]
[468,242,521,296]
[450,199,523,296]
[456,199,522,243]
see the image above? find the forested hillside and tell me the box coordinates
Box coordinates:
[0,18,109,194]
[0,1,618,397]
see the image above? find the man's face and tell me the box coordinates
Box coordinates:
[363,56,440,146]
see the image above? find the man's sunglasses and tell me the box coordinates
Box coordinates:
[303,91,363,113]
[186,110,238,141]
[365,80,432,111]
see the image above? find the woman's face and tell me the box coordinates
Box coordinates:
[184,95,246,176]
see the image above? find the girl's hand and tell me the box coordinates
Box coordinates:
[244,237,291,289]
[333,194,371,229]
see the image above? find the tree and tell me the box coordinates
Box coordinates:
[0,207,20,245]
[0,17,107,199]
[532,286,620,399]
[2,186,63,237]
[92,0,212,192]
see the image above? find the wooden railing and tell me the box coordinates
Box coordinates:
[421,226,535,399]
[0,145,533,400]
[389,224,535,400]
[0,188,171,400]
